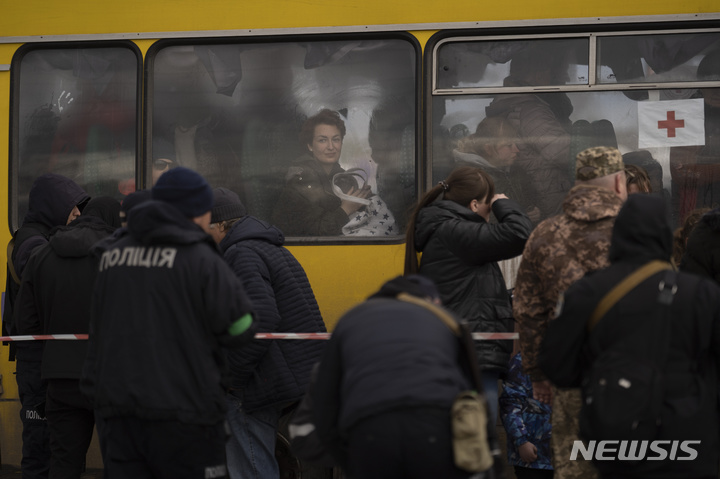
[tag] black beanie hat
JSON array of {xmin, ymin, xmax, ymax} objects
[
  {"xmin": 121, "ymin": 190, "xmax": 152, "ymax": 214},
  {"xmin": 212, "ymin": 187, "xmax": 247, "ymax": 223},
  {"xmin": 152, "ymin": 167, "xmax": 213, "ymax": 218},
  {"xmin": 369, "ymin": 274, "xmax": 441, "ymax": 302}
]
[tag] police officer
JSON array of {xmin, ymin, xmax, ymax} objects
[{"xmin": 81, "ymin": 167, "xmax": 256, "ymax": 479}]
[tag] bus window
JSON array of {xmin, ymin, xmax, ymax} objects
[
  {"xmin": 430, "ymin": 29, "xmax": 720, "ymax": 231},
  {"xmin": 435, "ymin": 37, "xmax": 589, "ymax": 90},
  {"xmin": 148, "ymin": 37, "xmax": 418, "ymax": 239},
  {"xmin": 597, "ymin": 32, "xmax": 720, "ymax": 84},
  {"xmin": 12, "ymin": 45, "xmax": 140, "ymax": 229}
]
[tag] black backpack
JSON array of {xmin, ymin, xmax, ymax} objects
[{"xmin": 580, "ymin": 261, "xmax": 675, "ymax": 443}]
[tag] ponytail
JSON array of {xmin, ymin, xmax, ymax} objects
[{"xmin": 404, "ymin": 166, "xmax": 495, "ymax": 275}]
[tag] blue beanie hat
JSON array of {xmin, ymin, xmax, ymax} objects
[{"xmin": 152, "ymin": 167, "xmax": 213, "ymax": 218}]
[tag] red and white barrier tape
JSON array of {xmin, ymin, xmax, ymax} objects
[{"xmin": 0, "ymin": 332, "xmax": 518, "ymax": 342}]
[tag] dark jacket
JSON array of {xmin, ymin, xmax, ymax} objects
[
  {"xmin": 312, "ymin": 297, "xmax": 473, "ymax": 464},
  {"xmin": 4, "ymin": 174, "xmax": 89, "ymax": 360},
  {"xmin": 414, "ymin": 198, "xmax": 532, "ymax": 373},
  {"xmin": 219, "ymin": 215, "xmax": 326, "ymax": 412},
  {"xmin": 15, "ymin": 216, "xmax": 117, "ymax": 379},
  {"xmin": 81, "ymin": 200, "xmax": 256, "ymax": 425},
  {"xmin": 541, "ymin": 194, "xmax": 720, "ymax": 477},
  {"xmin": 681, "ymin": 207, "xmax": 720, "ymax": 283},
  {"xmin": 271, "ymin": 155, "xmax": 350, "ymax": 236}
]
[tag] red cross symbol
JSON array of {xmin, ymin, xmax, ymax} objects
[{"xmin": 658, "ymin": 111, "xmax": 685, "ymax": 138}]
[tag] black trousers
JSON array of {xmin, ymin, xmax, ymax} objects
[
  {"xmin": 99, "ymin": 416, "xmax": 228, "ymax": 479},
  {"xmin": 346, "ymin": 407, "xmax": 474, "ymax": 479},
  {"xmin": 46, "ymin": 379, "xmax": 95, "ymax": 479},
  {"xmin": 16, "ymin": 357, "xmax": 50, "ymax": 479}
]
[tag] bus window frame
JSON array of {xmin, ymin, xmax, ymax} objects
[
  {"xmin": 424, "ymin": 21, "xmax": 720, "ymax": 192},
  {"xmin": 144, "ymin": 31, "xmax": 422, "ymax": 246},
  {"xmin": 8, "ymin": 40, "xmax": 143, "ymax": 234}
]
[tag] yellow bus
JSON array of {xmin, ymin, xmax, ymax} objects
[{"xmin": 1, "ymin": 0, "xmax": 718, "ymax": 473}]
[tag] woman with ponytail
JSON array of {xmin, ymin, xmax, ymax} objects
[{"xmin": 404, "ymin": 165, "xmax": 532, "ymax": 425}]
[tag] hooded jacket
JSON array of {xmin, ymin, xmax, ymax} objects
[
  {"xmin": 218, "ymin": 215, "xmax": 326, "ymax": 412},
  {"xmin": 414, "ymin": 198, "xmax": 532, "ymax": 372},
  {"xmin": 4, "ymin": 174, "xmax": 89, "ymax": 359},
  {"xmin": 15, "ymin": 214, "xmax": 117, "ymax": 379},
  {"xmin": 81, "ymin": 200, "xmax": 255, "ymax": 425},
  {"xmin": 681, "ymin": 207, "xmax": 720, "ymax": 283},
  {"xmin": 541, "ymin": 194, "xmax": 720, "ymax": 477}
]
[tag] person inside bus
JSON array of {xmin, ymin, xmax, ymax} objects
[
  {"xmin": 271, "ymin": 109, "xmax": 371, "ymax": 236},
  {"xmin": 368, "ymin": 101, "xmax": 416, "ymax": 232},
  {"xmin": 404, "ymin": 166, "xmax": 532, "ymax": 427},
  {"xmin": 670, "ymin": 49, "xmax": 720, "ymax": 223},
  {"xmin": 485, "ymin": 43, "xmax": 574, "ymax": 220},
  {"xmin": 151, "ymin": 137, "xmax": 177, "ymax": 186},
  {"xmin": 453, "ymin": 116, "xmax": 541, "ymax": 223},
  {"xmin": 624, "ymin": 164, "xmax": 652, "ymax": 194}
]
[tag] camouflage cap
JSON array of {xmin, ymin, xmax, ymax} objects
[{"xmin": 575, "ymin": 146, "xmax": 625, "ymax": 181}]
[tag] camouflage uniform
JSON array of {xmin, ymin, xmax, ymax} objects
[{"xmin": 513, "ymin": 146, "xmax": 625, "ymax": 479}]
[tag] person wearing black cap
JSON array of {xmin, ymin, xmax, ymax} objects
[
  {"xmin": 119, "ymin": 189, "xmax": 152, "ymax": 227},
  {"xmin": 14, "ymin": 196, "xmax": 121, "ymax": 479},
  {"xmin": 2, "ymin": 173, "xmax": 89, "ymax": 479},
  {"xmin": 311, "ymin": 275, "xmax": 481, "ymax": 479},
  {"xmin": 81, "ymin": 168, "xmax": 256, "ymax": 479},
  {"xmin": 209, "ymin": 187, "xmax": 326, "ymax": 479}
]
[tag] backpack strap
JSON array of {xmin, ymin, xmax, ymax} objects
[
  {"xmin": 397, "ymin": 292, "xmax": 460, "ymax": 336},
  {"xmin": 397, "ymin": 293, "xmax": 483, "ymax": 392},
  {"xmin": 587, "ymin": 260, "xmax": 673, "ymax": 332},
  {"xmin": 6, "ymin": 237, "xmax": 19, "ymax": 285}
]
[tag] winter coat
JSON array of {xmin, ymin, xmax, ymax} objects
[
  {"xmin": 681, "ymin": 207, "xmax": 720, "ymax": 284},
  {"xmin": 485, "ymin": 93, "xmax": 573, "ymax": 218},
  {"xmin": 4, "ymin": 174, "xmax": 89, "ymax": 360},
  {"xmin": 513, "ymin": 185, "xmax": 623, "ymax": 381},
  {"xmin": 15, "ymin": 216, "xmax": 116, "ymax": 379},
  {"xmin": 81, "ymin": 200, "xmax": 255, "ymax": 425},
  {"xmin": 499, "ymin": 353, "xmax": 552, "ymax": 470},
  {"xmin": 218, "ymin": 215, "xmax": 326, "ymax": 412},
  {"xmin": 541, "ymin": 194, "xmax": 720, "ymax": 478},
  {"xmin": 414, "ymin": 198, "xmax": 532, "ymax": 373},
  {"xmin": 271, "ymin": 155, "xmax": 351, "ymax": 236},
  {"xmin": 312, "ymin": 297, "xmax": 473, "ymax": 464}
]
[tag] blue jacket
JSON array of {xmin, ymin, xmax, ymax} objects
[
  {"xmin": 219, "ymin": 215, "xmax": 326, "ymax": 412},
  {"xmin": 499, "ymin": 353, "xmax": 552, "ymax": 470}
]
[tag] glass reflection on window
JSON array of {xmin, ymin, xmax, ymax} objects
[
  {"xmin": 432, "ymin": 85, "xmax": 720, "ymax": 229},
  {"xmin": 150, "ymin": 38, "xmax": 417, "ymax": 237},
  {"xmin": 435, "ymin": 38, "xmax": 589, "ymax": 89},
  {"xmin": 15, "ymin": 47, "xmax": 139, "ymax": 226},
  {"xmin": 597, "ymin": 32, "xmax": 720, "ymax": 84}
]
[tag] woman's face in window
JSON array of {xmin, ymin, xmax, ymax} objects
[
  {"xmin": 487, "ymin": 139, "xmax": 519, "ymax": 168},
  {"xmin": 308, "ymin": 124, "xmax": 343, "ymax": 167}
]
